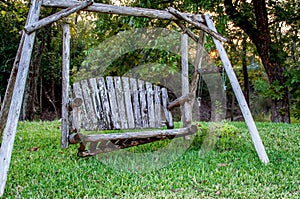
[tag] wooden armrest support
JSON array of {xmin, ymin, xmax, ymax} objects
[
  {"xmin": 68, "ymin": 97, "xmax": 83, "ymax": 110},
  {"xmin": 168, "ymin": 93, "xmax": 194, "ymax": 110}
]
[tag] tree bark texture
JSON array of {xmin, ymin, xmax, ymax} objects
[
  {"xmin": 242, "ymin": 37, "xmax": 249, "ymax": 106},
  {"xmin": 224, "ymin": 0, "xmax": 290, "ymax": 123}
]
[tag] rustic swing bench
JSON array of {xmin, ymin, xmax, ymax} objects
[
  {"xmin": 0, "ymin": 0, "xmax": 270, "ymax": 195},
  {"xmin": 68, "ymin": 76, "xmax": 197, "ymax": 157}
]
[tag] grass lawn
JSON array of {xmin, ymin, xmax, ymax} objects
[{"xmin": 2, "ymin": 121, "xmax": 300, "ymax": 198}]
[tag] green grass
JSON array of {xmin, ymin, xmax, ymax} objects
[{"xmin": 1, "ymin": 121, "xmax": 300, "ymax": 198}]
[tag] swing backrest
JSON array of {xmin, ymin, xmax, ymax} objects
[{"xmin": 69, "ymin": 76, "xmax": 174, "ymax": 133}]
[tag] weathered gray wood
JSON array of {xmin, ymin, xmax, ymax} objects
[
  {"xmin": 80, "ymin": 80, "xmax": 99, "ymax": 130},
  {"xmin": 169, "ymin": 8, "xmax": 227, "ymax": 43},
  {"xmin": 168, "ymin": 93, "xmax": 193, "ymax": 110},
  {"xmin": 153, "ymin": 85, "xmax": 162, "ymax": 128},
  {"xmin": 88, "ymin": 78, "xmax": 105, "ymax": 130},
  {"xmin": 146, "ymin": 82, "xmax": 155, "ymax": 128},
  {"xmin": 88, "ymin": 141, "xmax": 98, "ymax": 152},
  {"xmin": 61, "ymin": 22, "xmax": 70, "ymax": 148},
  {"xmin": 161, "ymin": 88, "xmax": 174, "ymax": 129},
  {"xmin": 106, "ymin": 76, "xmax": 120, "ymax": 129},
  {"xmin": 98, "ymin": 77, "xmax": 112, "ymax": 129},
  {"xmin": 25, "ymin": 0, "xmax": 93, "ymax": 34},
  {"xmin": 138, "ymin": 80, "xmax": 148, "ymax": 128},
  {"xmin": 174, "ymin": 20, "xmax": 198, "ymax": 42},
  {"xmin": 130, "ymin": 78, "xmax": 141, "ymax": 128},
  {"xmin": 70, "ymin": 77, "xmax": 176, "ymax": 131},
  {"xmin": 68, "ymin": 97, "xmax": 82, "ymax": 109},
  {"xmin": 82, "ymin": 125, "xmax": 197, "ymax": 141},
  {"xmin": 205, "ymin": 14, "xmax": 269, "ymax": 164},
  {"xmin": 122, "ymin": 77, "xmax": 135, "ymax": 129},
  {"xmin": 0, "ymin": 31, "xmax": 25, "ymax": 138},
  {"xmin": 86, "ymin": 78, "xmax": 100, "ymax": 130},
  {"xmin": 114, "ymin": 76, "xmax": 127, "ymax": 129},
  {"xmin": 181, "ymin": 33, "xmax": 192, "ymax": 128},
  {"xmin": 72, "ymin": 82, "xmax": 85, "ymax": 131},
  {"xmin": 0, "ymin": 0, "xmax": 42, "ymax": 196},
  {"xmin": 42, "ymin": 0, "xmax": 204, "ymax": 23},
  {"xmin": 68, "ymin": 133, "xmax": 81, "ymax": 144}
]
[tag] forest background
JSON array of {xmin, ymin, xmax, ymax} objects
[{"xmin": 0, "ymin": 0, "xmax": 299, "ymax": 123}]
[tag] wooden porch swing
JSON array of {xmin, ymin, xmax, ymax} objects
[
  {"xmin": 67, "ymin": 74, "xmax": 198, "ymax": 157},
  {"xmin": 0, "ymin": 0, "xmax": 269, "ymax": 196}
]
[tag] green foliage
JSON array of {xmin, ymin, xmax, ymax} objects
[
  {"xmin": 286, "ymin": 63, "xmax": 300, "ymax": 119},
  {"xmin": 0, "ymin": 0, "xmax": 29, "ymax": 95},
  {"xmin": 190, "ymin": 122, "xmax": 239, "ymax": 151},
  {"xmin": 254, "ymin": 79, "xmax": 285, "ymax": 100}
]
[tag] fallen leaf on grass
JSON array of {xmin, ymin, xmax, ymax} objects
[
  {"xmin": 28, "ymin": 147, "xmax": 39, "ymax": 152},
  {"xmin": 217, "ymin": 163, "xmax": 228, "ymax": 167},
  {"xmin": 216, "ymin": 190, "xmax": 221, "ymax": 195}
]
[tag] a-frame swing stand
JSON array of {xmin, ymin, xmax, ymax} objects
[{"xmin": 0, "ymin": 0, "xmax": 269, "ymax": 196}]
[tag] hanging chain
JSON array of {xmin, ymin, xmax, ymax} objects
[
  {"xmin": 197, "ymin": 75, "xmax": 203, "ymax": 108},
  {"xmin": 222, "ymin": 67, "xmax": 227, "ymax": 91}
]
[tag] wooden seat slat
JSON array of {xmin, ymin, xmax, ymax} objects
[
  {"xmin": 106, "ymin": 76, "xmax": 120, "ymax": 129},
  {"xmin": 122, "ymin": 77, "xmax": 135, "ymax": 129},
  {"xmin": 146, "ymin": 82, "xmax": 155, "ymax": 128},
  {"xmin": 138, "ymin": 79, "xmax": 148, "ymax": 128},
  {"xmin": 114, "ymin": 76, "xmax": 128, "ymax": 129},
  {"xmin": 130, "ymin": 78, "xmax": 141, "ymax": 128},
  {"xmin": 98, "ymin": 77, "xmax": 112, "ymax": 129},
  {"xmin": 154, "ymin": 85, "xmax": 162, "ymax": 128},
  {"xmin": 80, "ymin": 79, "xmax": 99, "ymax": 130}
]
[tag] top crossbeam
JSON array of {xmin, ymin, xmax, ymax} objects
[{"xmin": 41, "ymin": 0, "xmax": 227, "ymax": 42}]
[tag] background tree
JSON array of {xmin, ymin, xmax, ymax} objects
[
  {"xmin": 223, "ymin": 0, "xmax": 299, "ymax": 123},
  {"xmin": 1, "ymin": 0, "xmax": 299, "ymax": 122}
]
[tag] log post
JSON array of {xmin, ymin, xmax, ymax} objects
[
  {"xmin": 0, "ymin": 0, "xmax": 42, "ymax": 196},
  {"xmin": 25, "ymin": 0, "xmax": 93, "ymax": 34},
  {"xmin": 168, "ymin": 93, "xmax": 193, "ymax": 110},
  {"xmin": 42, "ymin": 0, "xmax": 204, "ymax": 23},
  {"xmin": 61, "ymin": 22, "xmax": 70, "ymax": 148},
  {"xmin": 205, "ymin": 14, "xmax": 269, "ymax": 164},
  {"xmin": 0, "ymin": 31, "xmax": 25, "ymax": 138},
  {"xmin": 169, "ymin": 8, "xmax": 227, "ymax": 42},
  {"xmin": 181, "ymin": 33, "xmax": 192, "ymax": 131}
]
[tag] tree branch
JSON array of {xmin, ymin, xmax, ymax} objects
[{"xmin": 224, "ymin": 0, "xmax": 260, "ymax": 42}]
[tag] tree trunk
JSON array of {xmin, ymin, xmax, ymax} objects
[
  {"xmin": 224, "ymin": 0, "xmax": 290, "ymax": 123},
  {"xmin": 252, "ymin": 0, "xmax": 290, "ymax": 123},
  {"xmin": 242, "ymin": 36, "xmax": 249, "ymax": 106},
  {"xmin": 21, "ymin": 33, "xmax": 46, "ymax": 120}
]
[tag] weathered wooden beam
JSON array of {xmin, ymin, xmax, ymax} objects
[
  {"xmin": 61, "ymin": 22, "xmax": 70, "ymax": 149},
  {"xmin": 168, "ymin": 93, "xmax": 194, "ymax": 110},
  {"xmin": 25, "ymin": 0, "xmax": 93, "ymax": 34},
  {"xmin": 205, "ymin": 14, "xmax": 269, "ymax": 164},
  {"xmin": 0, "ymin": 0, "xmax": 42, "ymax": 196},
  {"xmin": 181, "ymin": 33, "xmax": 192, "ymax": 130},
  {"xmin": 68, "ymin": 97, "xmax": 83, "ymax": 110},
  {"xmin": 77, "ymin": 126, "xmax": 198, "ymax": 156},
  {"xmin": 69, "ymin": 133, "xmax": 81, "ymax": 144},
  {"xmin": 42, "ymin": 0, "xmax": 204, "ymax": 22},
  {"xmin": 174, "ymin": 20, "xmax": 198, "ymax": 42},
  {"xmin": 161, "ymin": 88, "xmax": 174, "ymax": 129},
  {"xmin": 80, "ymin": 125, "xmax": 197, "ymax": 142},
  {"xmin": 0, "ymin": 31, "xmax": 25, "ymax": 138},
  {"xmin": 169, "ymin": 8, "xmax": 228, "ymax": 43}
]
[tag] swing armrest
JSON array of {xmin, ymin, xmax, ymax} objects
[{"xmin": 168, "ymin": 93, "xmax": 194, "ymax": 110}]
